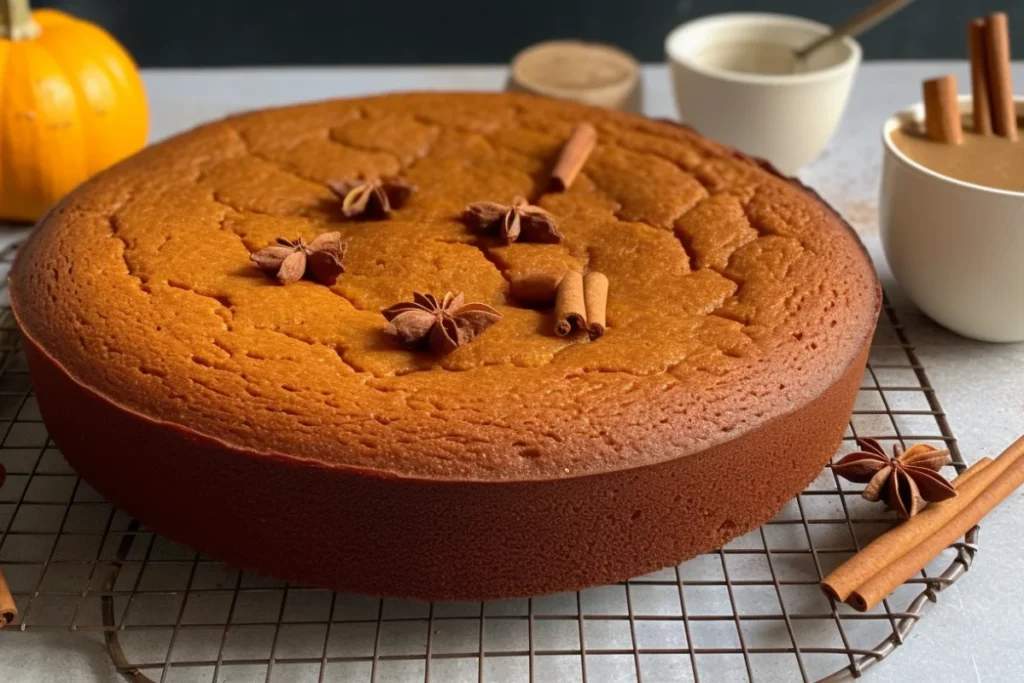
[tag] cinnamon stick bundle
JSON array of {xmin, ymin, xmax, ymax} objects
[
  {"xmin": 554, "ymin": 271, "xmax": 587, "ymax": 335},
  {"xmin": 549, "ymin": 123, "xmax": 597, "ymax": 191},
  {"xmin": 583, "ymin": 272, "xmax": 609, "ymax": 339},
  {"xmin": 822, "ymin": 434, "xmax": 1024, "ymax": 611},
  {"xmin": 822, "ymin": 457, "xmax": 991, "ymax": 602},
  {"xmin": 848, "ymin": 454, "xmax": 1024, "ymax": 611},
  {"xmin": 0, "ymin": 569, "xmax": 16, "ymax": 629},
  {"xmin": 984, "ymin": 12, "xmax": 1018, "ymax": 140},
  {"xmin": 822, "ymin": 455, "xmax": 996, "ymax": 604},
  {"xmin": 923, "ymin": 75, "xmax": 963, "ymax": 144},
  {"xmin": 554, "ymin": 271, "xmax": 609, "ymax": 338},
  {"xmin": 968, "ymin": 19, "xmax": 994, "ymax": 135}
]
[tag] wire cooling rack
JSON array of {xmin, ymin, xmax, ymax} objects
[{"xmin": 0, "ymin": 240, "xmax": 977, "ymax": 683}]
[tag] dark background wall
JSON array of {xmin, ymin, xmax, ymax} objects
[{"xmin": 34, "ymin": 0, "xmax": 1024, "ymax": 65}]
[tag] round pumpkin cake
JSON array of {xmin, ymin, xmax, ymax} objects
[{"xmin": 10, "ymin": 92, "xmax": 879, "ymax": 600}]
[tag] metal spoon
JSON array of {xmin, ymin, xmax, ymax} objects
[{"xmin": 795, "ymin": 0, "xmax": 918, "ymax": 63}]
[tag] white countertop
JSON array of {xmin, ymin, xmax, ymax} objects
[{"xmin": 2, "ymin": 62, "xmax": 1023, "ymax": 682}]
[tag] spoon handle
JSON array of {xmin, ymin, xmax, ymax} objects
[{"xmin": 795, "ymin": 0, "xmax": 917, "ymax": 61}]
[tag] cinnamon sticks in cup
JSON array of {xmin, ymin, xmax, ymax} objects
[
  {"xmin": 923, "ymin": 75, "xmax": 963, "ymax": 144},
  {"xmin": 821, "ymin": 434, "xmax": 1024, "ymax": 612},
  {"xmin": 924, "ymin": 12, "xmax": 1017, "ymax": 144},
  {"xmin": 983, "ymin": 12, "xmax": 1017, "ymax": 139},
  {"xmin": 969, "ymin": 19, "xmax": 994, "ymax": 135},
  {"xmin": 964, "ymin": 12, "xmax": 1017, "ymax": 139}
]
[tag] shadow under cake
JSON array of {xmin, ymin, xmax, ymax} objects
[{"xmin": 9, "ymin": 92, "xmax": 880, "ymax": 600}]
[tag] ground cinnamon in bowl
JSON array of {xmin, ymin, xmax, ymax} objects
[{"xmin": 890, "ymin": 118, "xmax": 1024, "ymax": 192}]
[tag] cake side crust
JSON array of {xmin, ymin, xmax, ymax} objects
[{"xmin": 23, "ymin": 325, "xmax": 869, "ymax": 599}]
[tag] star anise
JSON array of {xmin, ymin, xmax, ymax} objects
[
  {"xmin": 382, "ymin": 292, "xmax": 501, "ymax": 354},
  {"xmin": 327, "ymin": 177, "xmax": 415, "ymax": 219},
  {"xmin": 250, "ymin": 232, "xmax": 349, "ymax": 285},
  {"xmin": 832, "ymin": 438, "xmax": 956, "ymax": 519},
  {"xmin": 463, "ymin": 197, "xmax": 562, "ymax": 244}
]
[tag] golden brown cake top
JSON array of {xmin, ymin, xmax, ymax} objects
[{"xmin": 11, "ymin": 93, "xmax": 879, "ymax": 481}]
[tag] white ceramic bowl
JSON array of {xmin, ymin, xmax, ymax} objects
[
  {"xmin": 881, "ymin": 96, "xmax": 1024, "ymax": 343},
  {"xmin": 665, "ymin": 13, "xmax": 861, "ymax": 175}
]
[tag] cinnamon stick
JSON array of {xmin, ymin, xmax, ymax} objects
[
  {"xmin": 822, "ymin": 435, "xmax": 1024, "ymax": 604},
  {"xmin": 984, "ymin": 12, "xmax": 1018, "ymax": 140},
  {"xmin": 0, "ymin": 569, "xmax": 16, "ymax": 629},
  {"xmin": 849, "ymin": 449, "xmax": 1024, "ymax": 611},
  {"xmin": 969, "ymin": 19, "xmax": 994, "ymax": 135},
  {"xmin": 554, "ymin": 271, "xmax": 587, "ymax": 335},
  {"xmin": 583, "ymin": 272, "xmax": 609, "ymax": 340},
  {"xmin": 549, "ymin": 123, "xmax": 597, "ymax": 192},
  {"xmin": 509, "ymin": 271, "xmax": 565, "ymax": 307},
  {"xmin": 923, "ymin": 75, "xmax": 963, "ymax": 144},
  {"xmin": 951, "ymin": 456, "xmax": 992, "ymax": 488}
]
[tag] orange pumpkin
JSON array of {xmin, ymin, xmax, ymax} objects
[{"xmin": 0, "ymin": 0, "xmax": 148, "ymax": 221}]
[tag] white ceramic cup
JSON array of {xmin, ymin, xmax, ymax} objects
[
  {"xmin": 880, "ymin": 96, "xmax": 1024, "ymax": 343},
  {"xmin": 665, "ymin": 13, "xmax": 861, "ymax": 175}
]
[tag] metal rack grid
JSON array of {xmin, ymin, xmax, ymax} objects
[{"xmin": 0, "ymin": 239, "xmax": 977, "ymax": 683}]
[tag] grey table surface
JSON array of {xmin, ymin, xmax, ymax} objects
[{"xmin": 1, "ymin": 62, "xmax": 1023, "ymax": 682}]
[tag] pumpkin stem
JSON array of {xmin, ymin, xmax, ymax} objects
[{"xmin": 0, "ymin": 0, "xmax": 40, "ymax": 40}]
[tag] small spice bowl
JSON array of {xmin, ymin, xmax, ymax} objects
[
  {"xmin": 507, "ymin": 40, "xmax": 642, "ymax": 113},
  {"xmin": 665, "ymin": 13, "xmax": 861, "ymax": 174},
  {"xmin": 881, "ymin": 95, "xmax": 1024, "ymax": 342}
]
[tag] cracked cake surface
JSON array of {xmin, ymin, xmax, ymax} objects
[{"xmin": 10, "ymin": 92, "xmax": 879, "ymax": 482}]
